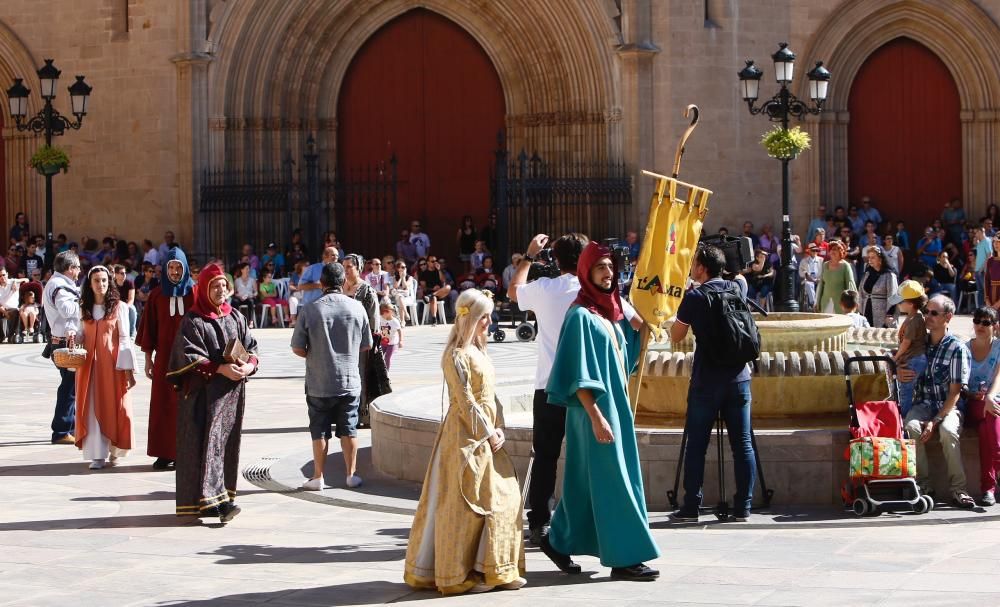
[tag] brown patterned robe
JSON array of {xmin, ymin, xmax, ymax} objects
[{"xmin": 166, "ymin": 309, "xmax": 257, "ymax": 516}]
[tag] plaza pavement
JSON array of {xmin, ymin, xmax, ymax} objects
[{"xmin": 2, "ymin": 317, "xmax": 1000, "ymax": 606}]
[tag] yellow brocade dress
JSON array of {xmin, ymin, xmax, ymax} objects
[{"xmin": 403, "ymin": 346, "xmax": 525, "ymax": 594}]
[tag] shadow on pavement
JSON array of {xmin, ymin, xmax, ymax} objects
[
  {"xmin": 242, "ymin": 426, "xmax": 308, "ymax": 435},
  {"xmin": 650, "ymin": 506, "xmax": 1000, "ymax": 530},
  {"xmin": 0, "ymin": 513, "xmax": 196, "ymax": 531},
  {"xmin": 0, "ymin": 461, "xmax": 160, "ymax": 476},
  {"xmin": 199, "ymin": 542, "xmax": 407, "ymax": 565}
]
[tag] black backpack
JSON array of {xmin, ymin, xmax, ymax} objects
[{"xmin": 697, "ymin": 282, "xmax": 760, "ymax": 366}]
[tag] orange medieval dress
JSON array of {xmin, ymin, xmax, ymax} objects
[{"xmin": 74, "ymin": 303, "xmax": 136, "ymax": 461}]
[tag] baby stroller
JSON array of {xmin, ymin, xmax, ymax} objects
[
  {"xmin": 842, "ymin": 355, "xmax": 932, "ymax": 516},
  {"xmin": 490, "ymin": 300, "xmax": 536, "ymax": 343}
]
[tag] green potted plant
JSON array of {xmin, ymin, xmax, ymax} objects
[
  {"xmin": 760, "ymin": 125, "xmax": 811, "ymax": 160},
  {"xmin": 29, "ymin": 145, "xmax": 70, "ymax": 176}
]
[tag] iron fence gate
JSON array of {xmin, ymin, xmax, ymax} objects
[
  {"xmin": 198, "ymin": 145, "xmax": 397, "ymax": 268},
  {"xmin": 490, "ymin": 144, "xmax": 632, "ymax": 263}
]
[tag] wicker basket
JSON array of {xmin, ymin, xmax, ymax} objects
[{"xmin": 53, "ymin": 335, "xmax": 87, "ymax": 370}]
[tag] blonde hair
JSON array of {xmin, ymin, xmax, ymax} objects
[{"xmin": 441, "ymin": 289, "xmax": 494, "ymax": 365}]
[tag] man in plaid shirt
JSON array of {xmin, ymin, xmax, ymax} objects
[{"xmin": 901, "ymin": 295, "xmax": 975, "ymax": 508}]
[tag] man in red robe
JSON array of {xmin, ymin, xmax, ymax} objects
[{"xmin": 136, "ymin": 247, "xmax": 194, "ymax": 469}]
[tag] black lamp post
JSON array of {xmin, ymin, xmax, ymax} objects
[
  {"xmin": 5, "ymin": 59, "xmax": 92, "ymax": 267},
  {"xmin": 738, "ymin": 43, "xmax": 830, "ymax": 312}
]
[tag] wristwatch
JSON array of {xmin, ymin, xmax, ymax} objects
[
  {"xmin": 932, "ymin": 416, "xmax": 944, "ymax": 424},
  {"xmin": 521, "ymin": 254, "xmax": 535, "ymax": 263}
]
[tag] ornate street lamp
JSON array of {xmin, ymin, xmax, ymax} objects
[
  {"xmin": 5, "ymin": 60, "xmax": 92, "ymax": 268},
  {"xmin": 738, "ymin": 43, "xmax": 830, "ymax": 312}
]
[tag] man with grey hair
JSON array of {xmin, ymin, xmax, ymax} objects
[
  {"xmin": 42, "ymin": 251, "xmax": 82, "ymax": 444},
  {"xmin": 291, "ymin": 262, "xmax": 372, "ymax": 491},
  {"xmin": 899, "ymin": 295, "xmax": 975, "ymax": 508}
]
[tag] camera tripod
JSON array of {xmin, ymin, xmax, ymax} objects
[{"xmin": 666, "ymin": 412, "xmax": 774, "ymax": 520}]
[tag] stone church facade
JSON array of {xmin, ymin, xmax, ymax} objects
[{"xmin": 0, "ymin": 0, "xmax": 998, "ymax": 260}]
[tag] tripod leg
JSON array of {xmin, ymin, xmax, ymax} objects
[
  {"xmin": 667, "ymin": 426, "xmax": 688, "ymax": 510},
  {"xmin": 715, "ymin": 414, "xmax": 729, "ymax": 520},
  {"xmin": 749, "ymin": 427, "xmax": 774, "ymax": 507}
]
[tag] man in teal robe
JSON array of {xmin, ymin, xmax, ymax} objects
[{"xmin": 541, "ymin": 242, "xmax": 660, "ymax": 581}]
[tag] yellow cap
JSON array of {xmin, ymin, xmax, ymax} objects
[{"xmin": 887, "ymin": 279, "xmax": 925, "ymax": 306}]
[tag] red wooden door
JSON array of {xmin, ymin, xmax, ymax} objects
[
  {"xmin": 848, "ymin": 37, "xmax": 962, "ymax": 233},
  {"xmin": 337, "ymin": 9, "xmax": 505, "ymax": 260}
]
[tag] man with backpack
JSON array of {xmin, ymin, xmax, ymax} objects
[{"xmin": 669, "ymin": 244, "xmax": 759, "ymax": 522}]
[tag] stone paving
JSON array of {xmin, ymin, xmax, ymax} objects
[{"xmin": 2, "ymin": 319, "xmax": 1000, "ymax": 606}]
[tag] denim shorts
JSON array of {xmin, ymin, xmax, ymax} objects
[{"xmin": 307, "ymin": 394, "xmax": 360, "ymax": 440}]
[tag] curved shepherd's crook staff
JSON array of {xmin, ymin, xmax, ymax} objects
[{"xmin": 628, "ymin": 105, "xmax": 701, "ymax": 417}]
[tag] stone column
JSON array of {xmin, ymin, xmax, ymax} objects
[
  {"xmin": 616, "ymin": 0, "xmax": 660, "ymax": 232},
  {"xmin": 963, "ymin": 110, "xmax": 1000, "ymax": 207}
]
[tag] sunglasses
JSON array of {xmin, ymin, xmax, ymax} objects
[
  {"xmin": 973, "ymin": 319, "xmax": 994, "ymax": 327},
  {"xmin": 927, "ymin": 309, "xmax": 946, "ymax": 317}
]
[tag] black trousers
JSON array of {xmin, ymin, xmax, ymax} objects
[{"xmin": 526, "ymin": 388, "xmax": 566, "ymax": 529}]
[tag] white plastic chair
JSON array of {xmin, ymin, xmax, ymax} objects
[
  {"xmin": 260, "ymin": 278, "xmax": 289, "ymax": 328},
  {"xmin": 421, "ymin": 298, "xmax": 447, "ymax": 325}
]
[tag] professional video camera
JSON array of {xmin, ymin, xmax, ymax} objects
[
  {"xmin": 699, "ymin": 233, "xmax": 754, "ymax": 275},
  {"xmin": 527, "ymin": 247, "xmax": 561, "ymax": 281}
]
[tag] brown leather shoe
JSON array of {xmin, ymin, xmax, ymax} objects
[{"xmin": 52, "ymin": 435, "xmax": 75, "ymax": 445}]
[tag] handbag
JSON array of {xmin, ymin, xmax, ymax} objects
[{"xmin": 366, "ymin": 338, "xmax": 392, "ymax": 400}]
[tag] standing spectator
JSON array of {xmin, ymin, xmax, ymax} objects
[
  {"xmin": 403, "ymin": 289, "xmax": 525, "ymax": 593},
  {"xmin": 625, "ymin": 230, "xmax": 641, "ymax": 262},
  {"xmin": 157, "ymin": 231, "xmax": 176, "ymax": 260},
  {"xmin": 806, "ymin": 205, "xmax": 827, "ymax": 243},
  {"xmin": 883, "ymin": 234, "xmax": 904, "ymax": 278},
  {"xmin": 741, "ymin": 221, "xmax": 759, "ymax": 249},
  {"xmin": 975, "ymin": 229, "xmax": 994, "ymax": 307},
  {"xmin": 798, "ymin": 243, "xmax": 822, "ymax": 310},
  {"xmin": 292, "ymin": 262, "xmax": 372, "ymax": 491},
  {"xmin": 409, "ymin": 220, "xmax": 431, "ymax": 258},
  {"xmin": 142, "ymin": 239, "xmax": 159, "ymax": 267},
  {"xmin": 942, "ymin": 198, "xmax": 967, "ymax": 246},
  {"xmin": 9, "ymin": 211, "xmax": 29, "ymax": 243},
  {"xmin": 298, "ymin": 247, "xmax": 339, "ymax": 307},
  {"xmin": 378, "ymin": 302, "xmax": 403, "ymax": 369},
  {"xmin": 456, "ymin": 215, "xmax": 478, "ymax": 270},
  {"xmin": 964, "ymin": 306, "xmax": 1000, "ymax": 506},
  {"xmin": 111, "ymin": 264, "xmax": 136, "ymax": 336},
  {"xmin": 136, "ymin": 248, "xmax": 195, "ymax": 470},
  {"xmin": 899, "ymin": 295, "xmax": 975, "ymax": 508},
  {"xmin": 502, "ymin": 253, "xmax": 522, "ymax": 291},
  {"xmin": 895, "ymin": 221, "xmax": 911, "ymax": 251},
  {"xmin": 395, "ymin": 228, "xmax": 417, "ymax": 267},
  {"xmin": 342, "ymin": 254, "xmax": 379, "ymax": 427},
  {"xmin": 916, "ymin": 226, "xmax": 943, "ymax": 268},
  {"xmin": 168, "ymin": 263, "xmax": 258, "ymax": 522},
  {"xmin": 261, "ymin": 242, "xmax": 285, "ymax": 277},
  {"xmin": 816, "ymin": 240, "xmax": 857, "ymax": 313},
  {"xmin": 74, "ymin": 265, "xmax": 136, "ymax": 470},
  {"xmin": 848, "ymin": 206, "xmax": 865, "ymax": 236},
  {"xmin": 858, "ymin": 196, "xmax": 883, "ymax": 227},
  {"xmin": 288, "ymin": 228, "xmax": 308, "ymax": 260},
  {"xmin": 832, "ymin": 206, "xmax": 849, "ymax": 233},
  {"xmin": 0, "ymin": 267, "xmax": 24, "ymax": 342},
  {"xmin": 19, "ymin": 242, "xmax": 43, "ymax": 277},
  {"xmin": 42, "ymin": 251, "xmax": 82, "ymax": 444},
  {"xmin": 857, "ymin": 246, "xmax": 898, "ymax": 328},
  {"xmin": 389, "ymin": 260, "xmax": 416, "ymax": 325},
  {"xmin": 479, "ymin": 210, "xmax": 499, "ymax": 253},
  {"xmin": 232, "ymin": 262, "xmax": 258, "ymax": 323}
]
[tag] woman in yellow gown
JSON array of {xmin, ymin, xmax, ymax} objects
[{"xmin": 404, "ymin": 289, "xmax": 526, "ymax": 594}]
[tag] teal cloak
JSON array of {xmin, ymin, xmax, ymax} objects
[{"xmin": 545, "ymin": 304, "xmax": 660, "ymax": 567}]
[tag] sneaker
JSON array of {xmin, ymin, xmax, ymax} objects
[
  {"xmin": 498, "ymin": 577, "xmax": 527, "ymax": 590},
  {"xmin": 729, "ymin": 510, "xmax": 750, "ymax": 522},
  {"xmin": 346, "ymin": 474, "xmax": 363, "ymax": 488},
  {"xmin": 88, "ymin": 459, "xmax": 105, "ymax": 470},
  {"xmin": 981, "ymin": 491, "xmax": 996, "ymax": 507},
  {"xmin": 669, "ymin": 509, "xmax": 699, "ymax": 523},
  {"xmin": 301, "ymin": 478, "xmax": 323, "ymax": 491},
  {"xmin": 610, "ymin": 563, "xmax": 660, "ymax": 581}
]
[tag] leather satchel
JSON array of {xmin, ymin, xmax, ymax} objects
[{"xmin": 223, "ymin": 338, "xmax": 250, "ymax": 365}]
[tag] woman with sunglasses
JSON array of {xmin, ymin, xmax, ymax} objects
[
  {"xmin": 390, "ymin": 261, "xmax": 416, "ymax": 325},
  {"xmin": 966, "ymin": 306, "xmax": 1000, "ymax": 506}
]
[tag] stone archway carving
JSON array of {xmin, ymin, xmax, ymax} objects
[
  {"xmin": 0, "ymin": 19, "xmax": 42, "ymax": 233},
  {"xmin": 800, "ymin": 0, "xmax": 1000, "ymax": 210},
  {"xmin": 205, "ymin": 0, "xmax": 623, "ymax": 169}
]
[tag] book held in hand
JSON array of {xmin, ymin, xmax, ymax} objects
[{"xmin": 223, "ymin": 338, "xmax": 250, "ymax": 365}]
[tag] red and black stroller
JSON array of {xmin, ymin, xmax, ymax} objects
[{"xmin": 842, "ymin": 355, "xmax": 933, "ymax": 516}]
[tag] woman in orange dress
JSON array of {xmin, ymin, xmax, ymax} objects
[{"xmin": 75, "ymin": 265, "xmax": 137, "ymax": 470}]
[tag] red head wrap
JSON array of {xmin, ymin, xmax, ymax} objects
[
  {"xmin": 190, "ymin": 263, "xmax": 233, "ymax": 320},
  {"xmin": 573, "ymin": 241, "xmax": 623, "ymax": 322}
]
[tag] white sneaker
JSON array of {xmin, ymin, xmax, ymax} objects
[
  {"xmin": 499, "ymin": 577, "xmax": 526, "ymax": 590},
  {"xmin": 468, "ymin": 583, "xmax": 495, "ymax": 594},
  {"xmin": 300, "ymin": 478, "xmax": 323, "ymax": 491},
  {"xmin": 346, "ymin": 474, "xmax": 363, "ymax": 488},
  {"xmin": 89, "ymin": 459, "xmax": 105, "ymax": 470}
]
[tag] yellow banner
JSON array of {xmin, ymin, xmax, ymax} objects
[{"xmin": 629, "ymin": 175, "xmax": 712, "ymax": 337}]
